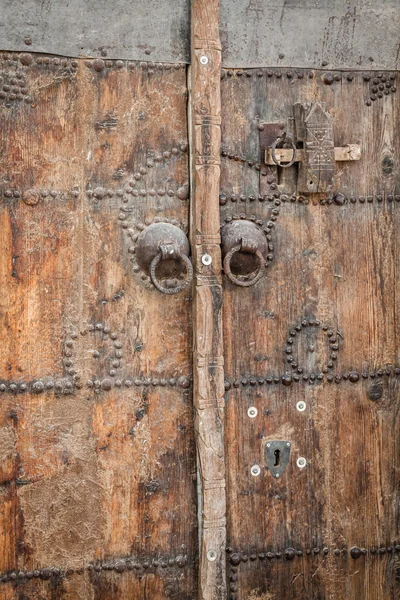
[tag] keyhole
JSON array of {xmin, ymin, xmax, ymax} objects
[{"xmin": 274, "ymin": 449, "xmax": 281, "ymax": 467}]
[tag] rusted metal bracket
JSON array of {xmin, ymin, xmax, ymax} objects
[{"xmin": 260, "ymin": 102, "xmax": 361, "ymax": 194}]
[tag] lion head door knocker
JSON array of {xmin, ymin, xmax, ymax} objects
[
  {"xmin": 220, "ymin": 218, "xmax": 272, "ymax": 287},
  {"xmin": 135, "ymin": 222, "xmax": 193, "ymax": 294}
]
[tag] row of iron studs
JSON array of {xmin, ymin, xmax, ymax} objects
[
  {"xmin": 220, "ymin": 191, "xmax": 400, "ymax": 206},
  {"xmin": 228, "ymin": 544, "xmax": 400, "ymax": 599},
  {"xmin": 228, "ymin": 543, "xmax": 400, "ymax": 564},
  {"xmin": 221, "ymin": 68, "xmax": 397, "ymax": 106},
  {"xmin": 0, "ymin": 554, "xmax": 190, "ymax": 585},
  {"xmin": 0, "ymin": 52, "xmax": 185, "ymax": 72},
  {"xmin": 221, "ymin": 150, "xmax": 400, "ymax": 205},
  {"xmin": 224, "ymin": 366, "xmax": 400, "ymax": 390},
  {"xmin": 1, "ymin": 366, "xmax": 396, "ymax": 396}
]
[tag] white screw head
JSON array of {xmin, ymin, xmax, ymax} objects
[
  {"xmin": 206, "ymin": 550, "xmax": 217, "ymax": 561},
  {"xmin": 266, "ymin": 442, "xmax": 271, "ymax": 448},
  {"xmin": 201, "ymin": 253, "xmax": 212, "ymax": 266},
  {"xmin": 250, "ymin": 464, "xmax": 261, "ymax": 477},
  {"xmin": 200, "ymin": 55, "xmax": 209, "ymax": 65},
  {"xmin": 297, "ymin": 457, "xmax": 307, "ymax": 469},
  {"xmin": 296, "ymin": 401, "xmax": 306, "ymax": 412},
  {"xmin": 275, "ymin": 473, "xmax": 280, "ymax": 478},
  {"xmin": 286, "ymin": 442, "xmax": 291, "ymax": 447},
  {"xmin": 247, "ymin": 406, "xmax": 258, "ymax": 418}
]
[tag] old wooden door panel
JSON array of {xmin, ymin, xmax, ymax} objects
[
  {"xmin": 221, "ymin": 69, "xmax": 400, "ymax": 598},
  {"xmin": 0, "ymin": 53, "xmax": 196, "ymax": 599}
]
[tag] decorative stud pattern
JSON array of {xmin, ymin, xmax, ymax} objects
[
  {"xmin": 226, "ymin": 542, "xmax": 400, "ymax": 599},
  {"xmin": 0, "ymin": 69, "xmax": 31, "ymax": 104},
  {"xmin": 0, "ymin": 325, "xmax": 191, "ymax": 395},
  {"xmin": 284, "ymin": 320, "xmax": 339, "ymax": 376},
  {"xmin": 220, "ymin": 188, "xmax": 400, "ymax": 209},
  {"xmin": 0, "ymin": 52, "xmax": 185, "ymax": 107},
  {"xmin": 85, "ymin": 144, "xmax": 189, "ymax": 286},
  {"xmin": 220, "ymin": 67, "xmax": 397, "ymax": 109},
  {"xmin": 0, "ymin": 188, "xmax": 80, "ymax": 203},
  {"xmin": 0, "ymin": 52, "xmax": 78, "ymax": 106},
  {"xmin": 224, "ymin": 366, "xmax": 399, "ymax": 391},
  {"xmin": 364, "ymin": 72, "xmax": 397, "ymax": 105},
  {"xmin": 85, "ymin": 60, "xmax": 185, "ymax": 73},
  {"xmin": 0, "ymin": 552, "xmax": 192, "ymax": 585},
  {"xmin": 227, "ymin": 542, "xmax": 400, "ymax": 564},
  {"xmin": 223, "ymin": 319, "xmax": 399, "ymax": 391},
  {"xmin": 221, "ymin": 68, "xmax": 316, "ymax": 81}
]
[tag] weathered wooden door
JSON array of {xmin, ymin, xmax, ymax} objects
[
  {"xmin": 0, "ymin": 1, "xmax": 399, "ymax": 600},
  {"xmin": 0, "ymin": 2, "xmax": 198, "ymax": 599},
  {"xmin": 219, "ymin": 2, "xmax": 400, "ymax": 599}
]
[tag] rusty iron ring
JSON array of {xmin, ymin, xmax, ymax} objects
[
  {"xmin": 150, "ymin": 249, "xmax": 193, "ymax": 294},
  {"xmin": 271, "ymin": 135, "xmax": 297, "ymax": 168},
  {"xmin": 223, "ymin": 243, "xmax": 266, "ymax": 287}
]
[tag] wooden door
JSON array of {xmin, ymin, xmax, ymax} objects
[
  {"xmin": 0, "ymin": 4, "xmax": 197, "ymax": 599},
  {"xmin": 220, "ymin": 2, "xmax": 400, "ymax": 600},
  {"xmin": 1, "ymin": 2, "xmax": 400, "ymax": 600}
]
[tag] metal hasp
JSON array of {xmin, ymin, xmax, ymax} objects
[
  {"xmin": 265, "ymin": 441, "xmax": 291, "ymax": 479},
  {"xmin": 261, "ymin": 102, "xmax": 361, "ymax": 194},
  {"xmin": 135, "ymin": 223, "xmax": 193, "ymax": 294},
  {"xmin": 220, "ymin": 220, "xmax": 269, "ymax": 287}
]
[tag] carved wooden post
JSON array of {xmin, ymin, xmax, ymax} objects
[{"xmin": 190, "ymin": 1, "xmax": 226, "ymax": 599}]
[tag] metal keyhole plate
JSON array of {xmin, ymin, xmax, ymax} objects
[{"xmin": 265, "ymin": 441, "xmax": 291, "ymax": 478}]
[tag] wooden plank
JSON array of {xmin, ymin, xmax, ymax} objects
[{"xmin": 190, "ymin": 1, "xmax": 226, "ymax": 599}]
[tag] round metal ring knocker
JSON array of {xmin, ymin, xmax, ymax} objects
[
  {"xmin": 223, "ymin": 242, "xmax": 266, "ymax": 287},
  {"xmin": 271, "ymin": 133, "xmax": 297, "ymax": 168},
  {"xmin": 220, "ymin": 220, "xmax": 270, "ymax": 287},
  {"xmin": 135, "ymin": 222, "xmax": 193, "ymax": 294},
  {"xmin": 150, "ymin": 243, "xmax": 193, "ymax": 294}
]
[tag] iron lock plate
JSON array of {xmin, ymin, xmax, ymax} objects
[{"xmin": 265, "ymin": 440, "xmax": 291, "ymax": 479}]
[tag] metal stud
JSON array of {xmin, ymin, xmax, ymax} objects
[
  {"xmin": 207, "ymin": 550, "xmax": 217, "ymax": 561},
  {"xmin": 247, "ymin": 406, "xmax": 258, "ymax": 418}
]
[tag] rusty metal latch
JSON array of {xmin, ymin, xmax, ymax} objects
[{"xmin": 260, "ymin": 102, "xmax": 361, "ymax": 194}]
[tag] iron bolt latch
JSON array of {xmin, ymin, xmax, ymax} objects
[{"xmin": 260, "ymin": 102, "xmax": 361, "ymax": 194}]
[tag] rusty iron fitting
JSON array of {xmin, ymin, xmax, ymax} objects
[
  {"xmin": 135, "ymin": 223, "xmax": 193, "ymax": 294},
  {"xmin": 271, "ymin": 133, "xmax": 297, "ymax": 168},
  {"xmin": 221, "ymin": 220, "xmax": 269, "ymax": 287}
]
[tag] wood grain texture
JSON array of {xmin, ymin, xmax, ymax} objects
[
  {"xmin": 0, "ymin": 53, "xmax": 197, "ymax": 599},
  {"xmin": 190, "ymin": 1, "xmax": 226, "ymax": 599},
  {"xmin": 220, "ymin": 68, "xmax": 400, "ymax": 600}
]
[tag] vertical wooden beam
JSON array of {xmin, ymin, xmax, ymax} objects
[{"xmin": 190, "ymin": 1, "xmax": 226, "ymax": 599}]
